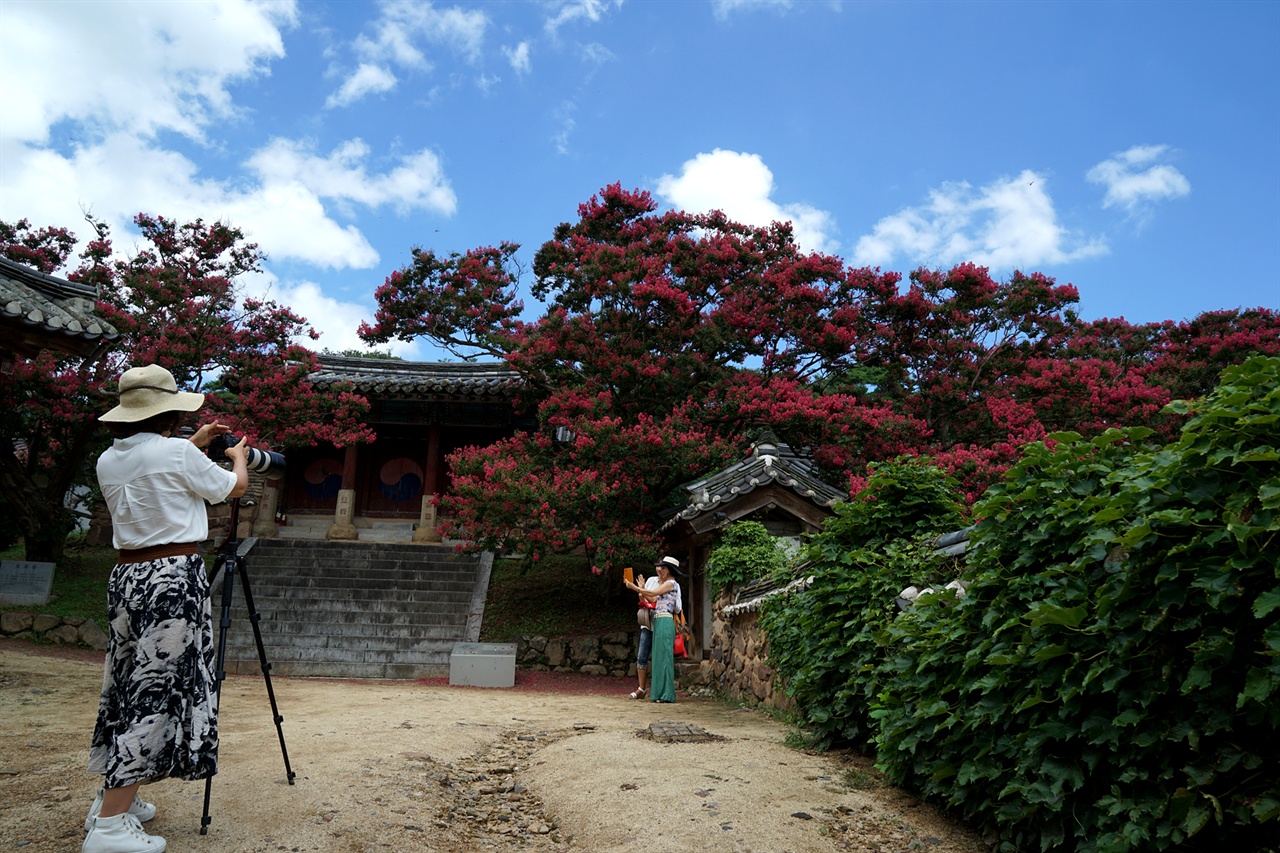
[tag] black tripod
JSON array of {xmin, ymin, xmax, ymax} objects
[{"xmin": 201, "ymin": 497, "xmax": 296, "ymax": 834}]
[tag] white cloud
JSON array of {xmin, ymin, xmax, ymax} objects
[
  {"xmin": 552, "ymin": 101, "xmax": 578, "ymax": 155},
  {"xmin": 1087, "ymin": 144, "xmax": 1190, "ymax": 213},
  {"xmin": 712, "ymin": 0, "xmax": 795, "ymax": 22},
  {"xmin": 579, "ymin": 42, "xmax": 616, "ymax": 65},
  {"xmin": 240, "ymin": 272, "xmax": 422, "ymax": 358},
  {"xmin": 544, "ymin": 0, "xmax": 623, "ymax": 37},
  {"xmin": 655, "ymin": 149, "xmax": 838, "ymax": 253},
  {"xmin": 0, "ymin": 134, "xmax": 455, "ymax": 271},
  {"xmin": 356, "ymin": 0, "xmax": 488, "ymax": 66},
  {"xmin": 853, "ymin": 171, "xmax": 1108, "ymax": 271},
  {"xmin": 503, "ymin": 41, "xmax": 532, "ymax": 75},
  {"xmin": 332, "ymin": 1, "xmax": 490, "ymax": 106},
  {"xmin": 0, "ymin": 0, "xmax": 296, "ymax": 145},
  {"xmin": 244, "ymin": 136, "xmax": 457, "ymax": 224},
  {"xmin": 326, "ymin": 63, "xmax": 398, "ymax": 108}
]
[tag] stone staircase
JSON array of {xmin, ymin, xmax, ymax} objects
[{"xmin": 213, "ymin": 539, "xmax": 492, "ymax": 679}]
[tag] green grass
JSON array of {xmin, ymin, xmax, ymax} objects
[
  {"xmin": 2, "ymin": 541, "xmax": 635, "ymax": 642},
  {"xmin": 1, "ymin": 536, "xmax": 116, "ymax": 630},
  {"xmin": 477, "ymin": 554, "xmax": 636, "ymax": 642}
]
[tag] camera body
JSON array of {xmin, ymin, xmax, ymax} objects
[{"xmin": 208, "ymin": 434, "xmax": 286, "ymax": 476}]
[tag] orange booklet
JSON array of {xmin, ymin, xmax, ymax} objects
[{"xmin": 622, "ymin": 566, "xmax": 634, "ymax": 585}]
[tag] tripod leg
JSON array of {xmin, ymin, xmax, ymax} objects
[
  {"xmin": 238, "ymin": 557, "xmax": 297, "ymax": 786},
  {"xmin": 201, "ymin": 551, "xmax": 238, "ymax": 835}
]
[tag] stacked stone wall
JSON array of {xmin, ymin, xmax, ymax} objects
[
  {"xmin": 0, "ymin": 611, "xmax": 109, "ymax": 650},
  {"xmin": 516, "ymin": 631, "xmax": 638, "ymax": 677},
  {"xmin": 705, "ymin": 590, "xmax": 795, "ymax": 713}
]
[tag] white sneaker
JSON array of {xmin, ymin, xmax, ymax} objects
[
  {"xmin": 85, "ymin": 788, "xmax": 157, "ymax": 832},
  {"xmin": 82, "ymin": 813, "xmax": 166, "ymax": 852}
]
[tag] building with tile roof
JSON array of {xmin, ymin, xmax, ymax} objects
[
  {"xmin": 0, "ymin": 256, "xmax": 118, "ymax": 368},
  {"xmin": 658, "ymin": 430, "xmax": 848, "ymax": 661},
  {"xmin": 264, "ymin": 355, "xmax": 528, "ymax": 542}
]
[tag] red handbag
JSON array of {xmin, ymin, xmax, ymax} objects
[{"xmin": 673, "ymin": 631, "xmax": 687, "ymax": 658}]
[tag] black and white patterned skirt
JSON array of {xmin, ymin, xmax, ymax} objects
[{"xmin": 88, "ymin": 553, "xmax": 219, "ymax": 787}]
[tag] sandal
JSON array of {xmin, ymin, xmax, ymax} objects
[{"xmin": 629, "ymin": 688, "xmax": 646, "ymax": 700}]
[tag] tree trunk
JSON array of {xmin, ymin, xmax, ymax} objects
[
  {"xmin": 0, "ymin": 439, "xmax": 87, "ymax": 565},
  {"xmin": 22, "ymin": 516, "xmax": 72, "ymax": 563}
]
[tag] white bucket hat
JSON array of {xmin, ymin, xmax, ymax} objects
[
  {"xmin": 99, "ymin": 364, "xmax": 206, "ymax": 423},
  {"xmin": 654, "ymin": 555, "xmax": 684, "ymax": 576}
]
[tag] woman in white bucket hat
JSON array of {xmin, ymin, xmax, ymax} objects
[
  {"xmin": 82, "ymin": 364, "xmax": 249, "ymax": 853},
  {"xmin": 625, "ymin": 556, "xmax": 684, "ymax": 703}
]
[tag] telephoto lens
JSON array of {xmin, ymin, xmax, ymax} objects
[{"xmin": 207, "ymin": 434, "xmax": 286, "ymax": 476}]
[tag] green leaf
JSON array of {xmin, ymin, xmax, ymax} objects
[
  {"xmin": 1253, "ymin": 587, "xmax": 1280, "ymax": 619},
  {"xmin": 1237, "ymin": 667, "xmax": 1274, "ymax": 707},
  {"xmin": 1031, "ymin": 644, "xmax": 1069, "ymax": 662},
  {"xmin": 1026, "ymin": 602, "xmax": 1087, "ymax": 628},
  {"xmin": 1252, "ymin": 795, "xmax": 1280, "ymax": 822}
]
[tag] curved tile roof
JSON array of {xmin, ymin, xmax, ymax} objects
[
  {"xmin": 0, "ymin": 256, "xmax": 118, "ymax": 359},
  {"xmin": 310, "ymin": 354, "xmax": 521, "ymax": 398},
  {"xmin": 666, "ymin": 439, "xmax": 848, "ymax": 530}
]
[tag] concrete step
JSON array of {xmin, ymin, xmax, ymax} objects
[
  {"xmin": 215, "ymin": 538, "xmax": 492, "ymax": 679},
  {"xmin": 229, "ymin": 618, "xmax": 468, "ymax": 638},
  {"xmin": 227, "ymin": 659, "xmax": 447, "ymax": 679},
  {"xmin": 231, "ymin": 581, "xmax": 475, "ymax": 599}
]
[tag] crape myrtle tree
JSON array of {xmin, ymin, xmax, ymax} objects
[
  {"xmin": 0, "ymin": 215, "xmax": 374, "ymax": 562},
  {"xmin": 360, "ymin": 184, "xmax": 1279, "ymax": 569},
  {"xmin": 357, "ymin": 185, "xmax": 1059, "ymax": 568}
]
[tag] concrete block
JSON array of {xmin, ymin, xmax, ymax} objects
[{"xmin": 449, "ymin": 642, "xmax": 516, "ymax": 688}]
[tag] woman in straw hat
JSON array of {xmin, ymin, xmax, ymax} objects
[
  {"xmin": 81, "ymin": 364, "xmax": 248, "ymax": 853},
  {"xmin": 625, "ymin": 555, "xmax": 684, "ymax": 703}
]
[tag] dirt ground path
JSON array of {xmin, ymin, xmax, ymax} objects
[{"xmin": 1, "ymin": 639, "xmax": 985, "ymax": 853}]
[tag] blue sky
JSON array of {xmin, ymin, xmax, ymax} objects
[{"xmin": 2, "ymin": 0, "xmax": 1277, "ymax": 360}]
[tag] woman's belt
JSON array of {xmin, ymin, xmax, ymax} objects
[
  {"xmin": 654, "ymin": 612, "xmax": 674, "ymax": 618},
  {"xmin": 117, "ymin": 542, "xmax": 200, "ymax": 565}
]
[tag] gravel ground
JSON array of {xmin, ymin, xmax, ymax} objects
[{"xmin": 0, "ymin": 639, "xmax": 986, "ymax": 852}]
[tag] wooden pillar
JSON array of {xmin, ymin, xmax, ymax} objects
[{"xmin": 327, "ymin": 444, "xmax": 359, "ymax": 540}]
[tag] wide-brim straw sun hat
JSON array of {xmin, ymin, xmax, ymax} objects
[{"xmin": 99, "ymin": 364, "xmax": 206, "ymax": 423}]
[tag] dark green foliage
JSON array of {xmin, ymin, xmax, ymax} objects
[
  {"xmin": 705, "ymin": 520, "xmax": 789, "ymax": 591},
  {"xmin": 874, "ymin": 355, "xmax": 1280, "ymax": 851},
  {"xmin": 760, "ymin": 460, "xmax": 966, "ymax": 748},
  {"xmin": 478, "ymin": 554, "xmax": 635, "ymax": 642}
]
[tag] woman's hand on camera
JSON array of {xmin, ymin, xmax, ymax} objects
[
  {"xmin": 189, "ymin": 422, "xmax": 233, "ymax": 448},
  {"xmin": 221, "ymin": 436, "xmax": 249, "ymax": 462}
]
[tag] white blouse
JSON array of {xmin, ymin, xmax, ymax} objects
[{"xmin": 97, "ymin": 433, "xmax": 239, "ymax": 549}]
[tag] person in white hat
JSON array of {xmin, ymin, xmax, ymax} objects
[
  {"xmin": 82, "ymin": 364, "xmax": 249, "ymax": 853},
  {"xmin": 624, "ymin": 555, "xmax": 684, "ymax": 703}
]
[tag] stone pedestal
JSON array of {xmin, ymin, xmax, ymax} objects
[
  {"xmin": 412, "ymin": 497, "xmax": 443, "ymax": 543},
  {"xmin": 326, "ymin": 488, "xmax": 359, "ymax": 540},
  {"xmin": 251, "ymin": 480, "xmax": 281, "ymax": 538}
]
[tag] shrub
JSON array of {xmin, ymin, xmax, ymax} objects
[
  {"xmin": 874, "ymin": 355, "xmax": 1280, "ymax": 852},
  {"xmin": 704, "ymin": 520, "xmax": 789, "ymax": 591},
  {"xmin": 760, "ymin": 459, "xmax": 966, "ymax": 748}
]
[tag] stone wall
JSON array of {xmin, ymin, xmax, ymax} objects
[
  {"xmin": 516, "ymin": 631, "xmax": 638, "ymax": 677},
  {"xmin": 0, "ymin": 611, "xmax": 108, "ymax": 650},
  {"xmin": 704, "ymin": 590, "xmax": 795, "ymax": 713}
]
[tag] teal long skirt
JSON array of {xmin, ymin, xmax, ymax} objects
[{"xmin": 650, "ymin": 616, "xmax": 676, "ymax": 703}]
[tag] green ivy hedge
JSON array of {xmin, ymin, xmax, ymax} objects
[
  {"xmin": 763, "ymin": 355, "xmax": 1280, "ymax": 851},
  {"xmin": 876, "ymin": 355, "xmax": 1279, "ymax": 851},
  {"xmin": 760, "ymin": 459, "xmax": 966, "ymax": 748}
]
